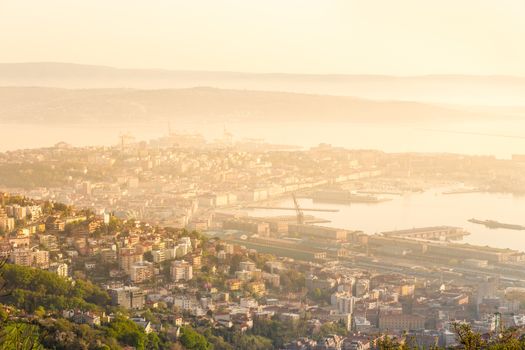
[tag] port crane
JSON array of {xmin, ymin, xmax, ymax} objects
[
  {"xmin": 242, "ymin": 194, "xmax": 338, "ymax": 224},
  {"xmin": 292, "ymin": 193, "xmax": 304, "ymax": 225}
]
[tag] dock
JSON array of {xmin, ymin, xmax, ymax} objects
[
  {"xmin": 381, "ymin": 226, "xmax": 469, "ymax": 240},
  {"xmin": 244, "ymin": 206, "xmax": 339, "ymax": 212},
  {"xmin": 469, "ymin": 218, "xmax": 525, "ymax": 230}
]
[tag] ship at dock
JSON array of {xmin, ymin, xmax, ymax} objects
[
  {"xmin": 310, "ymin": 189, "xmax": 390, "ymax": 204},
  {"xmin": 468, "ymin": 218, "xmax": 525, "ymax": 230}
]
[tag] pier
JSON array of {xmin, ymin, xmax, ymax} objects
[{"xmin": 244, "ymin": 206, "xmax": 339, "ymax": 212}]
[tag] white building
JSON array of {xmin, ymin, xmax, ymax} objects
[
  {"xmin": 331, "ymin": 291, "xmax": 355, "ymax": 314},
  {"xmin": 151, "ymin": 249, "xmax": 165, "ymax": 263},
  {"xmin": 49, "ymin": 262, "xmax": 69, "ymax": 277},
  {"xmin": 171, "ymin": 260, "xmax": 193, "ymax": 282}
]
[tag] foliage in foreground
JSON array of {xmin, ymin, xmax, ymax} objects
[{"xmin": 375, "ymin": 323, "xmax": 525, "ymax": 350}]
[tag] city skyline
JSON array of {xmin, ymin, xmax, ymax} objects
[{"xmin": 2, "ymin": 2, "xmax": 525, "ymax": 349}]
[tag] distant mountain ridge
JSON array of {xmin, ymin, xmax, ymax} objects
[
  {"xmin": 2, "ymin": 62, "xmax": 525, "ymax": 105},
  {"xmin": 0, "ymin": 86, "xmax": 503, "ymax": 125}
]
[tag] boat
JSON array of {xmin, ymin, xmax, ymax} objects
[
  {"xmin": 311, "ymin": 190, "xmax": 390, "ymax": 204},
  {"xmin": 356, "ymin": 190, "xmax": 403, "ymax": 196},
  {"xmin": 468, "ymin": 218, "xmax": 525, "ymax": 230},
  {"xmin": 442, "ymin": 188, "xmax": 483, "ymax": 195}
]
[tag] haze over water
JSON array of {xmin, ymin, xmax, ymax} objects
[{"xmin": 3, "ymin": 119, "xmax": 525, "ymax": 158}]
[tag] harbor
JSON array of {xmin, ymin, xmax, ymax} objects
[{"xmin": 244, "ymin": 188, "xmax": 525, "ymax": 252}]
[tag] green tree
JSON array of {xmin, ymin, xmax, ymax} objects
[
  {"xmin": 179, "ymin": 326, "xmax": 211, "ymax": 350},
  {"xmin": 0, "ymin": 322, "xmax": 44, "ymax": 350},
  {"xmin": 232, "ymin": 334, "xmax": 273, "ymax": 350},
  {"xmin": 106, "ymin": 317, "xmax": 147, "ymax": 350},
  {"xmin": 34, "ymin": 306, "xmax": 45, "ymax": 318},
  {"xmin": 453, "ymin": 322, "xmax": 485, "ymax": 350},
  {"xmin": 146, "ymin": 332, "xmax": 161, "ymax": 350}
]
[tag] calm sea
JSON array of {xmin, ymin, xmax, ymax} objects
[{"xmin": 246, "ymin": 189, "xmax": 525, "ymax": 252}]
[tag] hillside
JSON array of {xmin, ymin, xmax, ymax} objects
[
  {"xmin": 0, "ymin": 86, "xmax": 497, "ymax": 125},
  {"xmin": 2, "ymin": 62, "xmax": 525, "ymax": 105}
]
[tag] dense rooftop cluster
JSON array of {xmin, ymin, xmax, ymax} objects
[{"xmin": 2, "ymin": 139, "xmax": 525, "ymax": 349}]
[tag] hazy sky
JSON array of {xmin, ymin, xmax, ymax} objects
[{"xmin": 1, "ymin": 0, "xmax": 524, "ymax": 75}]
